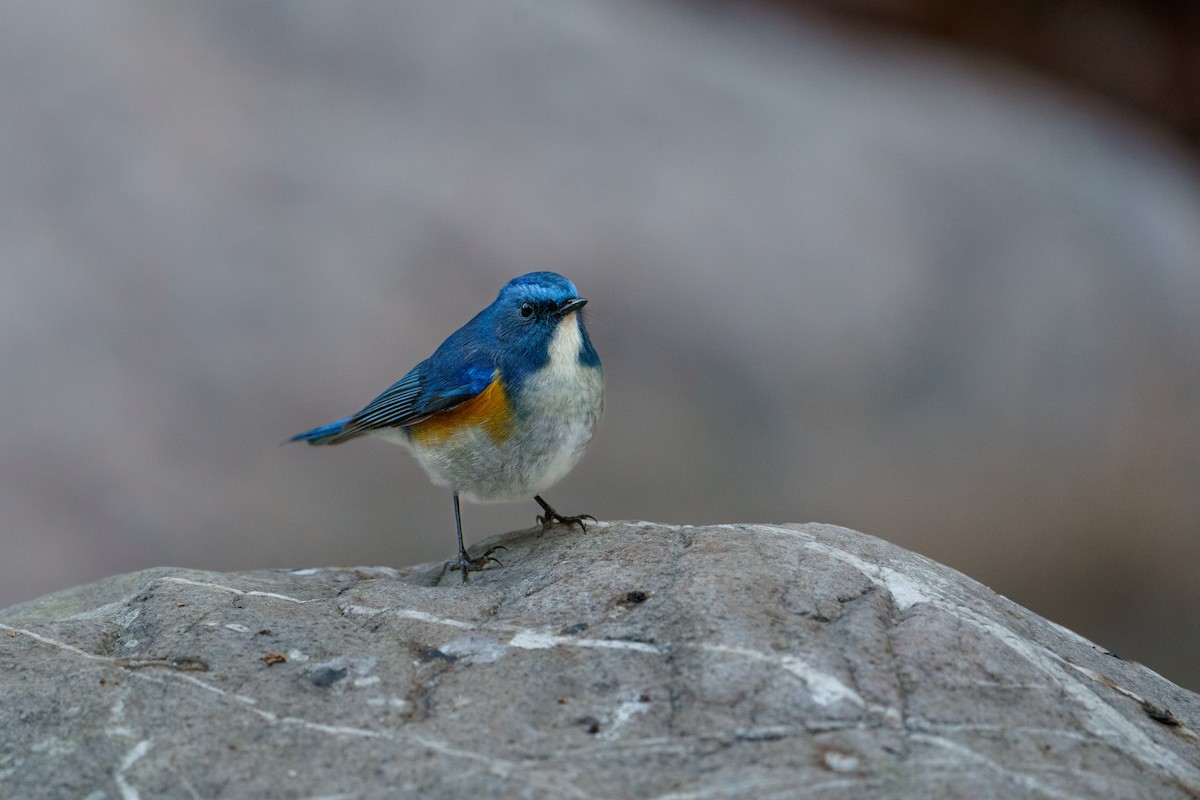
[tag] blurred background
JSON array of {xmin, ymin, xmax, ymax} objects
[{"xmin": 2, "ymin": 1, "xmax": 1198, "ymax": 690}]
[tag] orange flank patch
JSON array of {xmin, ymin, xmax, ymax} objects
[{"xmin": 408, "ymin": 376, "xmax": 513, "ymax": 445}]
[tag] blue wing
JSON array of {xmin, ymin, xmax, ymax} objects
[
  {"xmin": 289, "ymin": 418, "xmax": 352, "ymax": 445},
  {"xmin": 292, "ymin": 320, "xmax": 498, "ymax": 446},
  {"xmin": 340, "ymin": 362, "xmax": 490, "ymax": 435}
]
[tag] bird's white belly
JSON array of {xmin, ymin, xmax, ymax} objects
[{"xmin": 399, "ymin": 367, "xmax": 602, "ymax": 502}]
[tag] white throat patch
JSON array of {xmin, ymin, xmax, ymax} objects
[{"xmin": 545, "ymin": 312, "xmax": 583, "ymax": 375}]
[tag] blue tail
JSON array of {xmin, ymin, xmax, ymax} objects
[{"xmin": 288, "ymin": 417, "xmax": 352, "ymax": 446}]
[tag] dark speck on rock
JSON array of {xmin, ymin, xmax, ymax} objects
[
  {"xmin": 310, "ymin": 667, "xmax": 348, "ymax": 688},
  {"xmin": 559, "ymin": 623, "xmax": 588, "ymax": 636},
  {"xmin": 576, "ymin": 716, "xmax": 601, "ymax": 734},
  {"xmin": 1142, "ymin": 702, "xmax": 1181, "ymax": 727}
]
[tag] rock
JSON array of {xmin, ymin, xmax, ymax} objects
[{"xmin": 2, "ymin": 522, "xmax": 1198, "ymax": 799}]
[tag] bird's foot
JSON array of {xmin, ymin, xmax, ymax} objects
[
  {"xmin": 534, "ymin": 496, "xmax": 596, "ymax": 534},
  {"xmin": 447, "ymin": 545, "xmax": 507, "ymax": 583},
  {"xmin": 537, "ymin": 510, "xmax": 596, "ymax": 533}
]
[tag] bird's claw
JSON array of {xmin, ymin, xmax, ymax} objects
[
  {"xmin": 536, "ymin": 510, "xmax": 597, "ymax": 534},
  {"xmin": 447, "ymin": 545, "xmax": 508, "ymax": 583},
  {"xmin": 533, "ymin": 495, "xmax": 597, "ymax": 534}
]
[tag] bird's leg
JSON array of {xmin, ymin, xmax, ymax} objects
[
  {"xmin": 446, "ymin": 491, "xmax": 505, "ymax": 582},
  {"xmin": 534, "ymin": 495, "xmax": 596, "ymax": 534}
]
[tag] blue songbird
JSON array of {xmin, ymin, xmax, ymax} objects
[{"xmin": 290, "ymin": 272, "xmax": 603, "ymax": 581}]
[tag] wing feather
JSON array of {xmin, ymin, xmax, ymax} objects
[{"xmin": 330, "ymin": 357, "xmax": 494, "ymax": 443}]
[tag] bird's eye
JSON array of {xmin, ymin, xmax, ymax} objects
[{"xmin": 520, "ymin": 303, "xmax": 534, "ymax": 318}]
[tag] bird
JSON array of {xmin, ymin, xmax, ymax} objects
[{"xmin": 290, "ymin": 272, "xmax": 603, "ymax": 582}]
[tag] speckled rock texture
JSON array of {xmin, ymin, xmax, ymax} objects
[{"xmin": 2, "ymin": 522, "xmax": 1198, "ymax": 799}]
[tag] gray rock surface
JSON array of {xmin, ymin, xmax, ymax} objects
[{"xmin": 2, "ymin": 522, "xmax": 1198, "ymax": 799}]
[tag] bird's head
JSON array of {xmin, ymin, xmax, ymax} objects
[{"xmin": 489, "ymin": 272, "xmax": 598, "ymax": 378}]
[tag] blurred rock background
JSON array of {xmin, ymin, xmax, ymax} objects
[
  {"xmin": 772, "ymin": 0, "xmax": 1200, "ymax": 147},
  {"xmin": 1, "ymin": 1, "xmax": 1197, "ymax": 689}
]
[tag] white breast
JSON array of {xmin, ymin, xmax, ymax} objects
[
  {"xmin": 508, "ymin": 311, "xmax": 604, "ymax": 497},
  {"xmin": 545, "ymin": 311, "xmax": 586, "ymax": 378}
]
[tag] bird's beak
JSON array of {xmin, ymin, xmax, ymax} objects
[{"xmin": 557, "ymin": 297, "xmax": 587, "ymax": 317}]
